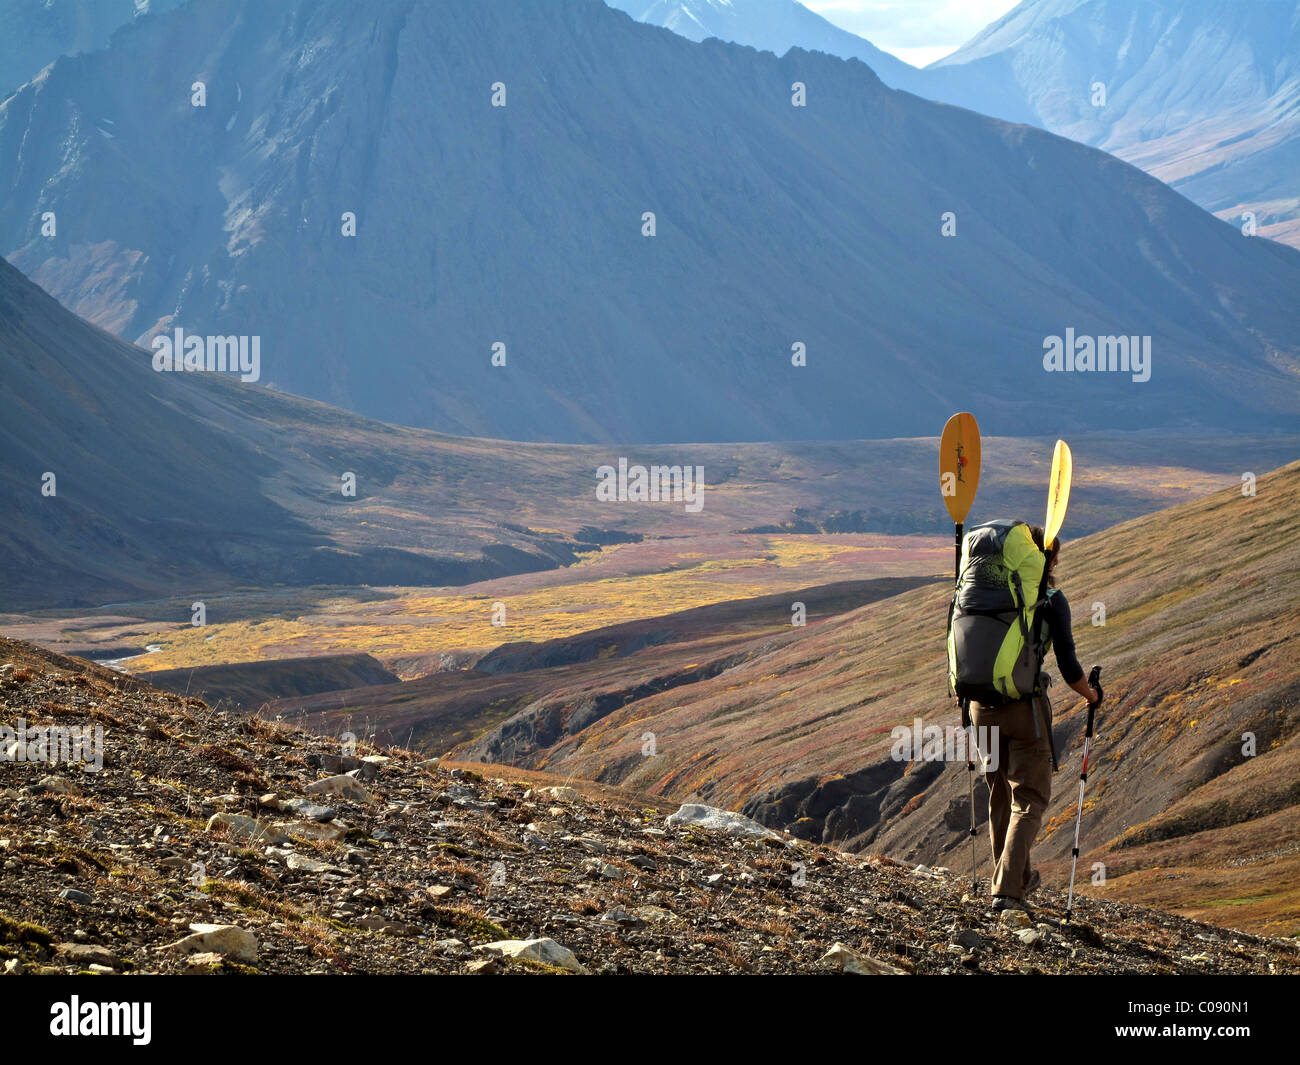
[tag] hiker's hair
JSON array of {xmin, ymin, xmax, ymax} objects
[{"xmin": 1030, "ymin": 524, "xmax": 1059, "ymax": 588}]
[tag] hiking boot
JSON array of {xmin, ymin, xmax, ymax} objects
[
  {"xmin": 990, "ymin": 896, "xmax": 1029, "ymax": 913},
  {"xmin": 1022, "ymin": 868, "xmax": 1042, "ymax": 899}
]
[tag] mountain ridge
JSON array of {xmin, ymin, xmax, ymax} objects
[{"xmin": 3, "ymin": 0, "xmax": 1300, "ymax": 442}]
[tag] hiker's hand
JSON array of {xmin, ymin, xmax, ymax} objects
[{"xmin": 1086, "ymin": 686, "xmax": 1100, "ymax": 705}]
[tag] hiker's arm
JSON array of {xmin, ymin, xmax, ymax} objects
[
  {"xmin": 1067, "ymin": 672, "xmax": 1099, "ymax": 704},
  {"xmin": 1047, "ymin": 592, "xmax": 1097, "ymax": 702}
]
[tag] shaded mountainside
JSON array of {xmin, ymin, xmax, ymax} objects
[
  {"xmin": 608, "ymin": 0, "xmax": 1037, "ymax": 122},
  {"xmin": 1, "ymin": 636, "xmax": 1297, "ymax": 974},
  {"xmin": 0, "ymin": 256, "xmax": 595, "ymax": 610},
  {"xmin": 445, "ymin": 462, "xmax": 1300, "ymax": 934},
  {"xmin": 3, "ymin": 0, "xmax": 1300, "ymax": 440}
]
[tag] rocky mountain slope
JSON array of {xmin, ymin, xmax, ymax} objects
[
  {"xmin": 3, "ymin": 0, "xmax": 1300, "ymax": 440},
  {"xmin": 1, "ymin": 635, "xmax": 1295, "ymax": 975},
  {"xmin": 448, "ymin": 461, "xmax": 1300, "ymax": 934}
]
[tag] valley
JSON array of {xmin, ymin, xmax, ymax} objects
[{"xmin": 1, "ymin": 0, "xmax": 1298, "ymax": 990}]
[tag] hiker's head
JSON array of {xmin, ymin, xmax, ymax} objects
[{"xmin": 1030, "ymin": 524, "xmax": 1059, "ymax": 587}]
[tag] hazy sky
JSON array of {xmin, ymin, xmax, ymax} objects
[{"xmin": 803, "ymin": 0, "xmax": 1022, "ymax": 67}]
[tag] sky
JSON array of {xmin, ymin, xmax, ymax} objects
[{"xmin": 803, "ymin": 0, "xmax": 1022, "ymax": 67}]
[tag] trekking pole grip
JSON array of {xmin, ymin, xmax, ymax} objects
[{"xmin": 1086, "ymin": 664, "xmax": 1102, "ymax": 735}]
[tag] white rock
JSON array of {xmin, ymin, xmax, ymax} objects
[
  {"xmin": 275, "ymin": 820, "xmax": 347, "ymax": 843},
  {"xmin": 206, "ymin": 812, "xmax": 289, "ymax": 845},
  {"xmin": 476, "ymin": 938, "xmax": 587, "ymax": 974},
  {"xmin": 182, "ymin": 951, "xmax": 226, "ymax": 971},
  {"xmin": 168, "ymin": 923, "xmax": 258, "ymax": 963},
  {"xmin": 1017, "ymin": 928, "xmax": 1044, "ymax": 947},
  {"xmin": 665, "ymin": 803, "xmax": 779, "ymax": 841},
  {"xmin": 821, "ymin": 942, "xmax": 908, "ymax": 975},
  {"xmin": 305, "ymin": 774, "xmax": 373, "ymax": 803},
  {"xmin": 266, "ymin": 848, "xmax": 342, "ymax": 873}
]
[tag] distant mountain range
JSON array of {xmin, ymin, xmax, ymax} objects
[
  {"xmin": 0, "ymin": 0, "xmax": 185, "ymax": 101},
  {"xmin": 605, "ymin": 0, "xmax": 922, "ymax": 85},
  {"xmin": 2, "ymin": 0, "xmax": 1299, "ymax": 444},
  {"xmin": 616, "ymin": 0, "xmax": 1300, "ymax": 248}
]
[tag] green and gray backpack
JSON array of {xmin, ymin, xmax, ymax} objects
[{"xmin": 947, "ymin": 519, "xmax": 1053, "ymax": 705}]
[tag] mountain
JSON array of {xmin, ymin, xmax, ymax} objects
[
  {"xmin": 0, "ymin": 0, "xmax": 186, "ymax": 101},
  {"xmin": 447, "ymin": 461, "xmax": 1300, "ymax": 934},
  {"xmin": 602, "ymin": 0, "xmax": 922, "ymax": 86},
  {"xmin": 3, "ymin": 0, "xmax": 1300, "ymax": 442},
  {"xmin": 929, "ymin": 0, "xmax": 1300, "ymax": 246},
  {"xmin": 2, "ymin": 633, "xmax": 1296, "ymax": 974}
]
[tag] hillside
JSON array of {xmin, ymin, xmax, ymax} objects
[
  {"xmin": 447, "ymin": 461, "xmax": 1300, "ymax": 933},
  {"xmin": 3, "ymin": 0, "xmax": 1300, "ymax": 440},
  {"xmin": 0, "ymin": 635, "xmax": 1295, "ymax": 975}
]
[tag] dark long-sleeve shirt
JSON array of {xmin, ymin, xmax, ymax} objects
[{"xmin": 1042, "ymin": 589, "xmax": 1084, "ymax": 685}]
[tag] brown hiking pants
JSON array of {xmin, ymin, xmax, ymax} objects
[{"xmin": 970, "ymin": 695, "xmax": 1053, "ymax": 900}]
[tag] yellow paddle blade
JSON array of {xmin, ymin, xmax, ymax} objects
[
  {"xmin": 1044, "ymin": 439, "xmax": 1073, "ymax": 547},
  {"xmin": 939, "ymin": 412, "xmax": 981, "ymax": 524}
]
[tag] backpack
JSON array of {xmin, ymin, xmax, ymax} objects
[{"xmin": 946, "ymin": 519, "xmax": 1053, "ymax": 705}]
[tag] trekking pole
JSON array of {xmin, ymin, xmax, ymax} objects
[
  {"xmin": 1065, "ymin": 665, "xmax": 1103, "ymax": 921},
  {"xmin": 962, "ymin": 698, "xmax": 979, "ymax": 891}
]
